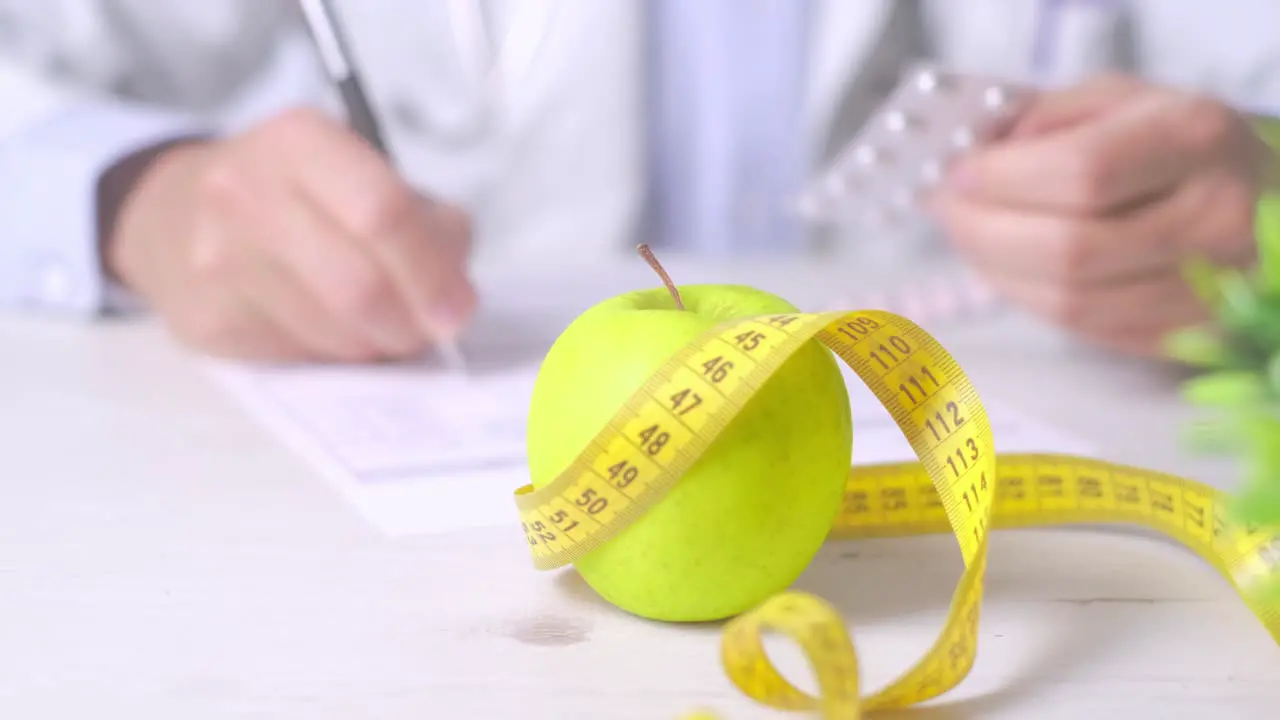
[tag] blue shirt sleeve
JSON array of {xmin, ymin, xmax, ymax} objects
[{"xmin": 0, "ymin": 101, "xmax": 209, "ymax": 318}]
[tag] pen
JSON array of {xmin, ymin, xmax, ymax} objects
[{"xmin": 297, "ymin": 0, "xmax": 469, "ymax": 373}]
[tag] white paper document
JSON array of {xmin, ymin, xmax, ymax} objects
[{"xmin": 208, "ymin": 356, "xmax": 1093, "ymax": 537}]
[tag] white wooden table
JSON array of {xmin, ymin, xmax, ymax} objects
[{"xmin": 1, "ymin": 256, "xmax": 1277, "ymax": 719}]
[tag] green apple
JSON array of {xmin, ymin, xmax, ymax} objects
[{"xmin": 526, "ymin": 278, "xmax": 852, "ymax": 622}]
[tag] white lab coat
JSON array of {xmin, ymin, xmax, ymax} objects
[{"xmin": 2, "ymin": 0, "xmax": 1280, "ymax": 315}]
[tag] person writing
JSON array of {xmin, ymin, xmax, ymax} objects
[{"xmin": 0, "ymin": 0, "xmax": 1277, "ymax": 361}]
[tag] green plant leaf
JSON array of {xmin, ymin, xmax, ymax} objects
[
  {"xmin": 1163, "ymin": 327, "xmax": 1230, "ymax": 368},
  {"xmin": 1180, "ymin": 370, "xmax": 1270, "ymax": 408},
  {"xmin": 1257, "ymin": 192, "xmax": 1280, "ymax": 294},
  {"xmin": 1217, "ymin": 269, "xmax": 1264, "ymax": 331},
  {"xmin": 1245, "ymin": 295, "xmax": 1280, "ymax": 352},
  {"xmin": 1182, "ymin": 256, "xmax": 1227, "ymax": 308},
  {"xmin": 1231, "ymin": 480, "xmax": 1280, "ymax": 529},
  {"xmin": 1265, "ymin": 352, "xmax": 1280, "ymax": 397},
  {"xmin": 1240, "ymin": 413, "xmax": 1280, "ymax": 474},
  {"xmin": 1179, "ymin": 419, "xmax": 1242, "ymax": 455}
]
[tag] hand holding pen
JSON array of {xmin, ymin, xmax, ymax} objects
[
  {"xmin": 279, "ymin": 0, "xmax": 475, "ymax": 370},
  {"xmin": 99, "ymin": 3, "xmax": 476, "ymax": 365}
]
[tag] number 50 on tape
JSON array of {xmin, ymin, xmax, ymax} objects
[{"xmin": 512, "ymin": 309, "xmax": 1280, "ymax": 719}]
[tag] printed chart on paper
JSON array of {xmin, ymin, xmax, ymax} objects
[{"xmin": 207, "ymin": 354, "xmax": 1093, "ymax": 537}]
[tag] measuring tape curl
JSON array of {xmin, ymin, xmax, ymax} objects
[{"xmin": 512, "ymin": 309, "xmax": 1280, "ymax": 719}]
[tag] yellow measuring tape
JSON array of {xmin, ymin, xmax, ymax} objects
[{"xmin": 512, "ymin": 309, "xmax": 1280, "ymax": 718}]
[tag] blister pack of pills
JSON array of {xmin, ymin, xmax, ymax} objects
[
  {"xmin": 800, "ymin": 62, "xmax": 1035, "ymax": 225},
  {"xmin": 800, "ymin": 62, "xmax": 1038, "ymax": 324}
]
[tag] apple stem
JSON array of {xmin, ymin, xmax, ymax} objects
[{"xmin": 637, "ymin": 243, "xmax": 685, "ymax": 311}]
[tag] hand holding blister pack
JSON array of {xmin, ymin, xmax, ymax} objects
[
  {"xmin": 800, "ymin": 63, "xmax": 1035, "ymax": 225},
  {"xmin": 801, "ymin": 63, "xmax": 1038, "ymax": 324}
]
